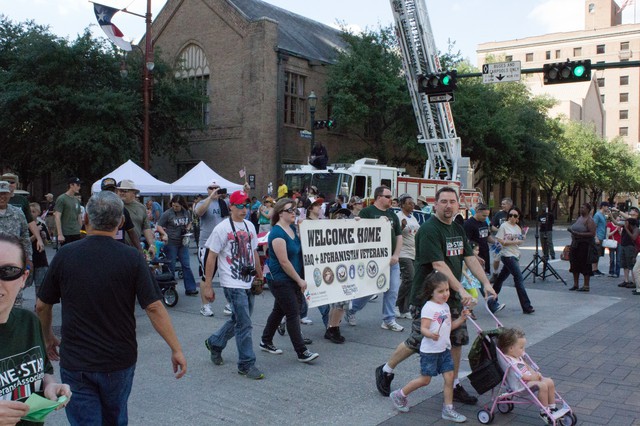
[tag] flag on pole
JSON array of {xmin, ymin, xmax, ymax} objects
[
  {"xmin": 239, "ymin": 168, "xmax": 246, "ymax": 178},
  {"xmin": 94, "ymin": 3, "xmax": 132, "ymax": 51},
  {"xmin": 618, "ymin": 0, "xmax": 634, "ymax": 13}
]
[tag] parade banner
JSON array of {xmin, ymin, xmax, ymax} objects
[{"xmin": 300, "ymin": 218, "xmax": 391, "ymax": 308}]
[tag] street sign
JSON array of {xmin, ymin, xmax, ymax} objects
[
  {"xmin": 300, "ymin": 130, "xmax": 312, "ymax": 139},
  {"xmin": 482, "ymin": 61, "xmax": 521, "ymax": 84},
  {"xmin": 427, "ymin": 93, "xmax": 454, "ymax": 103}
]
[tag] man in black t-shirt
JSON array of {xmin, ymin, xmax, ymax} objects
[
  {"xmin": 464, "ymin": 203, "xmax": 493, "ymax": 275},
  {"xmin": 37, "ymin": 191, "xmax": 186, "ymax": 425},
  {"xmin": 538, "ymin": 204, "xmax": 555, "ymax": 259}
]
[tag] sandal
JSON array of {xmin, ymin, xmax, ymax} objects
[
  {"xmin": 577, "ymin": 287, "xmax": 590, "ymax": 292},
  {"xmin": 569, "ymin": 286, "xmax": 579, "ymax": 291}
]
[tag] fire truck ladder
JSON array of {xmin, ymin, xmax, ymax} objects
[{"xmin": 389, "ymin": 0, "xmax": 462, "ymax": 181}]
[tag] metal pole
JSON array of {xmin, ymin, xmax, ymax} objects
[
  {"xmin": 310, "ymin": 108, "xmax": 315, "ymax": 155},
  {"xmin": 142, "ymin": 0, "xmax": 152, "ymax": 171}
]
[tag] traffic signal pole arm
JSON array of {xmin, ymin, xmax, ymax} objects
[{"xmin": 456, "ymin": 60, "xmax": 640, "ymax": 79}]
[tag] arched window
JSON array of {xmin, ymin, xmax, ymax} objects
[{"xmin": 176, "ymin": 44, "xmax": 211, "ymax": 126}]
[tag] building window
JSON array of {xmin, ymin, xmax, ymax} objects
[
  {"xmin": 525, "ymin": 53, "xmax": 533, "ymax": 62},
  {"xmin": 619, "ymin": 127, "xmax": 629, "ymax": 136},
  {"xmin": 600, "ymin": 94, "xmax": 605, "ymax": 104},
  {"xmin": 596, "ymin": 44, "xmax": 605, "ymax": 54},
  {"xmin": 545, "ymin": 51, "xmax": 551, "ymax": 60},
  {"xmin": 620, "ymin": 41, "xmax": 630, "ymax": 50},
  {"xmin": 284, "ymin": 72, "xmax": 307, "ymax": 127},
  {"xmin": 573, "ymin": 47, "xmax": 582, "ymax": 56},
  {"xmin": 620, "ymin": 93, "xmax": 629, "ymax": 102},
  {"xmin": 597, "ymin": 78, "xmax": 605, "ymax": 87},
  {"xmin": 505, "ymin": 55, "xmax": 513, "ymax": 62},
  {"xmin": 555, "ymin": 50, "xmax": 561, "ymax": 59},
  {"xmin": 620, "ymin": 75, "xmax": 629, "ymax": 85},
  {"xmin": 175, "ymin": 44, "xmax": 211, "ymax": 126},
  {"xmin": 620, "ymin": 110, "xmax": 629, "ymax": 120}
]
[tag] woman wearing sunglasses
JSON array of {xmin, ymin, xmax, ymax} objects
[
  {"xmin": 491, "ymin": 208, "xmax": 535, "ymax": 314},
  {"xmin": 259, "ymin": 199, "xmax": 319, "ymax": 363},
  {"xmin": 0, "ymin": 233, "xmax": 71, "ymax": 424}
]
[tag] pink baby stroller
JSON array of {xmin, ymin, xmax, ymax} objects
[{"xmin": 466, "ymin": 302, "xmax": 577, "ymax": 425}]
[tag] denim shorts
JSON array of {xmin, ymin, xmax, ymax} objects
[{"xmin": 420, "ymin": 349, "xmax": 454, "ymax": 377}]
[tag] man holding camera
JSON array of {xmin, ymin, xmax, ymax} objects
[
  {"xmin": 202, "ymin": 190, "xmax": 265, "ymax": 380},
  {"xmin": 195, "ymin": 180, "xmax": 230, "ymax": 316}
]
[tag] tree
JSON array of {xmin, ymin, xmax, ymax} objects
[
  {"xmin": 0, "ymin": 17, "xmax": 205, "ymax": 190},
  {"xmin": 325, "ymin": 26, "xmax": 423, "ymax": 169}
]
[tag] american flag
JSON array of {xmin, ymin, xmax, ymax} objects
[
  {"xmin": 435, "ymin": 312, "xmax": 448, "ymax": 333},
  {"xmin": 239, "ymin": 168, "xmax": 246, "ymax": 178}
]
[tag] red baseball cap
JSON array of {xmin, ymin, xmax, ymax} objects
[{"xmin": 229, "ymin": 190, "xmax": 250, "ymax": 205}]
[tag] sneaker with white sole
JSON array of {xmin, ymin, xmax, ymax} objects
[
  {"xmin": 390, "ymin": 389, "xmax": 409, "ymax": 412},
  {"xmin": 393, "ymin": 306, "xmax": 402, "ymax": 318},
  {"xmin": 223, "ymin": 304, "xmax": 232, "ymax": 316},
  {"xmin": 300, "ymin": 316, "xmax": 313, "ymax": 325},
  {"xmin": 345, "ymin": 312, "xmax": 357, "ymax": 326},
  {"xmin": 442, "ymin": 406, "xmax": 467, "ymax": 423},
  {"xmin": 260, "ymin": 342, "xmax": 283, "ymax": 354},
  {"xmin": 200, "ymin": 305, "xmax": 214, "ymax": 317},
  {"xmin": 381, "ymin": 321, "xmax": 404, "ymax": 332},
  {"xmin": 401, "ymin": 312, "xmax": 413, "ymax": 319},
  {"xmin": 297, "ymin": 350, "xmax": 319, "ymax": 363}
]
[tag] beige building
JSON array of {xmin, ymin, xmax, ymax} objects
[
  {"xmin": 147, "ymin": 0, "xmax": 363, "ymax": 194},
  {"xmin": 477, "ymin": 0, "xmax": 639, "ymax": 150}
]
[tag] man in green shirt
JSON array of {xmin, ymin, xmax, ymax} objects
[
  {"xmin": 54, "ymin": 177, "xmax": 82, "ymax": 246},
  {"xmin": 117, "ymin": 179, "xmax": 156, "ymax": 257},
  {"xmin": 375, "ymin": 187, "xmax": 496, "ymax": 404},
  {"xmin": 345, "ymin": 186, "xmax": 404, "ymax": 331}
]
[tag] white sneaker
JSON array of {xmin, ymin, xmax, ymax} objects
[
  {"xmin": 393, "ymin": 306, "xmax": 402, "ymax": 318},
  {"xmin": 223, "ymin": 304, "xmax": 232, "ymax": 316},
  {"xmin": 401, "ymin": 312, "xmax": 413, "ymax": 319},
  {"xmin": 200, "ymin": 305, "xmax": 214, "ymax": 317},
  {"xmin": 442, "ymin": 406, "xmax": 467, "ymax": 423},
  {"xmin": 345, "ymin": 312, "xmax": 357, "ymax": 326},
  {"xmin": 300, "ymin": 316, "xmax": 313, "ymax": 325},
  {"xmin": 381, "ymin": 321, "xmax": 404, "ymax": 332}
]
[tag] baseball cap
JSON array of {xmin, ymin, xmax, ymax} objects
[
  {"xmin": 101, "ymin": 177, "xmax": 117, "ymax": 191},
  {"xmin": 229, "ymin": 190, "xmax": 250, "ymax": 205},
  {"xmin": 310, "ymin": 197, "xmax": 325, "ymax": 207},
  {"xmin": 68, "ymin": 177, "xmax": 82, "ymax": 185},
  {"xmin": 1, "ymin": 173, "xmax": 18, "ymax": 183},
  {"xmin": 0, "ymin": 181, "xmax": 10, "ymax": 193},
  {"xmin": 208, "ymin": 180, "xmax": 219, "ymax": 188}
]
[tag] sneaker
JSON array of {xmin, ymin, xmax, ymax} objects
[
  {"xmin": 345, "ymin": 312, "xmax": 357, "ymax": 326},
  {"xmin": 185, "ymin": 290, "xmax": 199, "ymax": 296},
  {"xmin": 632, "ymin": 290, "xmax": 640, "ymax": 295},
  {"xmin": 442, "ymin": 406, "xmax": 467, "ymax": 423},
  {"xmin": 260, "ymin": 341, "xmax": 283, "ymax": 354},
  {"xmin": 297, "ymin": 350, "xmax": 319, "ymax": 363},
  {"xmin": 539, "ymin": 411, "xmax": 552, "ymax": 424},
  {"xmin": 453, "ymin": 384, "xmax": 478, "ymax": 405},
  {"xmin": 490, "ymin": 303, "xmax": 506, "ymax": 314},
  {"xmin": 223, "ymin": 304, "xmax": 232, "ymax": 316},
  {"xmin": 204, "ymin": 339, "xmax": 224, "ymax": 365},
  {"xmin": 375, "ymin": 364, "xmax": 394, "ymax": 397},
  {"xmin": 381, "ymin": 321, "xmax": 405, "ymax": 332},
  {"xmin": 324, "ymin": 326, "xmax": 345, "ymax": 344},
  {"xmin": 200, "ymin": 305, "xmax": 214, "ymax": 317},
  {"xmin": 523, "ymin": 307, "xmax": 536, "ymax": 314},
  {"xmin": 300, "ymin": 316, "xmax": 313, "ymax": 325},
  {"xmin": 393, "ymin": 306, "xmax": 401, "ymax": 317},
  {"xmin": 625, "ymin": 281, "xmax": 636, "ymax": 288},
  {"xmin": 593, "ymin": 270, "xmax": 604, "ymax": 277},
  {"xmin": 618, "ymin": 281, "xmax": 629, "ymax": 287},
  {"xmin": 400, "ymin": 311, "xmax": 413, "ymax": 319},
  {"xmin": 238, "ymin": 365, "xmax": 264, "ymax": 380},
  {"xmin": 390, "ymin": 389, "xmax": 409, "ymax": 413}
]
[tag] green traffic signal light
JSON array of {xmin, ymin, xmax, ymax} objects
[
  {"xmin": 442, "ymin": 75, "xmax": 451, "ymax": 85},
  {"xmin": 573, "ymin": 65, "xmax": 586, "ymax": 77}
]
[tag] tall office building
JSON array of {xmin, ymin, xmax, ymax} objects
[{"xmin": 477, "ymin": 0, "xmax": 639, "ymax": 149}]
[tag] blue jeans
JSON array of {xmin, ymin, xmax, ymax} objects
[
  {"xmin": 61, "ymin": 365, "xmax": 135, "ymax": 426},
  {"xmin": 491, "ymin": 256, "xmax": 532, "ymax": 311},
  {"xmin": 609, "ymin": 244, "xmax": 621, "ymax": 277},
  {"xmin": 163, "ymin": 243, "xmax": 197, "ymax": 292},
  {"xmin": 206, "ymin": 287, "xmax": 256, "ymax": 371},
  {"xmin": 349, "ymin": 262, "xmax": 401, "ymax": 323}
]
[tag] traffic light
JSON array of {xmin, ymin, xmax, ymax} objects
[
  {"xmin": 543, "ymin": 59, "xmax": 591, "ymax": 85},
  {"xmin": 417, "ymin": 70, "xmax": 457, "ymax": 94},
  {"xmin": 313, "ymin": 119, "xmax": 337, "ymax": 130},
  {"xmin": 326, "ymin": 118, "xmax": 336, "ymax": 130}
]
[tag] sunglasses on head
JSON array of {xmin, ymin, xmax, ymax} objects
[
  {"xmin": 233, "ymin": 203, "xmax": 251, "ymax": 209},
  {"xmin": 509, "ymin": 213, "xmax": 519, "ymax": 218},
  {"xmin": 0, "ymin": 265, "xmax": 25, "ymax": 281}
]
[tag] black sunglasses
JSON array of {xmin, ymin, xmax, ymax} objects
[
  {"xmin": 382, "ymin": 195, "xmax": 392, "ymax": 199},
  {"xmin": 0, "ymin": 265, "xmax": 25, "ymax": 281},
  {"xmin": 508, "ymin": 214, "xmax": 519, "ymax": 218},
  {"xmin": 283, "ymin": 207, "xmax": 300, "ymax": 215}
]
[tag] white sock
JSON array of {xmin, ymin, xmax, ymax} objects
[
  {"xmin": 444, "ymin": 404, "xmax": 453, "ymax": 410},
  {"xmin": 383, "ymin": 364, "xmax": 394, "ymax": 374},
  {"xmin": 549, "ymin": 404, "xmax": 556, "ymax": 410}
]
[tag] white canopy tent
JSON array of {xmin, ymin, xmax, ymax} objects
[
  {"xmin": 170, "ymin": 161, "xmax": 244, "ymax": 195},
  {"xmin": 91, "ymin": 160, "xmax": 172, "ymax": 195}
]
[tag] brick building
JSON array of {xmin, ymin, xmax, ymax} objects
[{"xmin": 149, "ymin": 0, "xmax": 362, "ymax": 194}]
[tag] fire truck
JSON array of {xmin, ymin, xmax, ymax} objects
[{"xmin": 285, "ymin": 0, "xmax": 482, "ymax": 209}]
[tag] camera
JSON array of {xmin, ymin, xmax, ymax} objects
[
  {"xmin": 240, "ymin": 265, "xmax": 256, "ymax": 277},
  {"xmin": 218, "ymin": 188, "xmax": 227, "ymax": 195}
]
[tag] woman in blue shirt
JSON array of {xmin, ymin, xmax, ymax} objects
[{"xmin": 259, "ymin": 199, "xmax": 319, "ymax": 363}]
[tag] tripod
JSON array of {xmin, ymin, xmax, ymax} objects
[{"xmin": 522, "ymin": 220, "xmax": 567, "ymax": 285}]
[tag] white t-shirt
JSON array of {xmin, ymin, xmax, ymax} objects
[
  {"xmin": 396, "ymin": 210, "xmax": 420, "ymax": 260},
  {"xmin": 495, "ymin": 221, "xmax": 523, "ymax": 258},
  {"xmin": 420, "ymin": 300, "xmax": 452, "ymax": 353},
  {"xmin": 205, "ymin": 218, "xmax": 258, "ymax": 289}
]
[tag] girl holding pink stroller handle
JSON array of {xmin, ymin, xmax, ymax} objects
[{"xmin": 389, "ymin": 270, "xmax": 470, "ymax": 423}]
